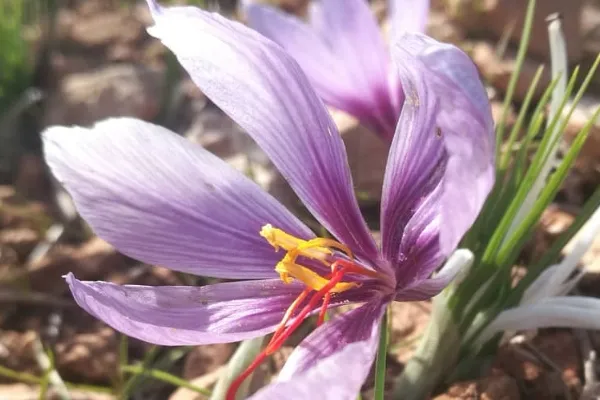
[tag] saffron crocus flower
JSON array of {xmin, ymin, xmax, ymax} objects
[
  {"xmin": 42, "ymin": 1, "xmax": 494, "ymax": 399},
  {"xmin": 243, "ymin": 0, "xmax": 430, "ymax": 142}
]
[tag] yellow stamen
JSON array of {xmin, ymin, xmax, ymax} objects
[
  {"xmin": 227, "ymin": 226, "xmax": 381, "ymax": 400},
  {"xmin": 275, "ymin": 260, "xmax": 357, "ymax": 293},
  {"xmin": 260, "ymin": 224, "xmax": 353, "ymax": 264},
  {"xmin": 261, "ymin": 224, "xmax": 362, "ymax": 293}
]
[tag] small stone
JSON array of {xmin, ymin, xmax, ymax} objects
[
  {"xmin": 494, "ymin": 331, "xmax": 581, "ymax": 399},
  {"xmin": 68, "ymin": 11, "xmax": 143, "ymax": 49},
  {"xmin": 434, "ymin": 371, "xmax": 520, "ymax": 400},
  {"xmin": 182, "ymin": 344, "xmax": 235, "ymax": 380},
  {"xmin": 44, "ymin": 64, "xmax": 163, "ymax": 126},
  {"xmin": 426, "ymin": 9, "xmax": 466, "ymax": 45},
  {"xmin": 582, "ymin": 3, "xmax": 600, "ymax": 60},
  {"xmin": 25, "ymin": 237, "xmax": 128, "ymax": 295},
  {"xmin": 55, "ymin": 326, "xmax": 118, "ymax": 381},
  {"xmin": 0, "ymin": 228, "xmax": 39, "ymax": 260}
]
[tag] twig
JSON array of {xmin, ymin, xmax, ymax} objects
[
  {"xmin": 575, "ymin": 329, "xmax": 600, "ymax": 400},
  {"xmin": 0, "ymin": 289, "xmax": 74, "ymax": 308},
  {"xmin": 32, "ymin": 337, "xmax": 70, "ymax": 400}
]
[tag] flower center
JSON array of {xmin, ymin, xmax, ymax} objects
[{"xmin": 226, "ymin": 224, "xmax": 381, "ymax": 400}]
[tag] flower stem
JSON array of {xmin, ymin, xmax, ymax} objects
[{"xmin": 374, "ymin": 307, "xmax": 389, "ymax": 400}]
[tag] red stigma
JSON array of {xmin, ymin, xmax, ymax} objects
[{"xmin": 226, "ymin": 260, "xmax": 359, "ymax": 400}]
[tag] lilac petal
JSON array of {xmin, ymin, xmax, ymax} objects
[
  {"xmin": 383, "ymin": 33, "xmax": 495, "ymax": 261},
  {"xmin": 280, "ymin": 299, "xmax": 386, "ymax": 376},
  {"xmin": 250, "ymin": 300, "xmax": 387, "ymax": 400},
  {"xmin": 388, "ymin": 0, "xmax": 430, "ymax": 35},
  {"xmin": 244, "ymin": 0, "xmax": 398, "ymax": 141},
  {"xmin": 309, "ymin": 0, "xmax": 399, "ymax": 140},
  {"xmin": 146, "ymin": 1, "xmax": 378, "ymax": 263},
  {"xmin": 395, "ymin": 248, "xmax": 473, "ymax": 301},
  {"xmin": 394, "ymin": 179, "xmax": 445, "ymax": 287},
  {"xmin": 65, "ymin": 273, "xmax": 308, "ymax": 345},
  {"xmin": 380, "ymin": 54, "xmax": 446, "ymax": 265},
  {"xmin": 43, "ymin": 118, "xmax": 312, "ymax": 279},
  {"xmin": 243, "ymin": 4, "xmax": 360, "ymax": 116}
]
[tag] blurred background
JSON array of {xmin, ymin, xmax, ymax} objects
[{"xmin": 0, "ymin": 0, "xmax": 600, "ymax": 399}]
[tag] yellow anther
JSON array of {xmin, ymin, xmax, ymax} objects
[
  {"xmin": 297, "ymin": 237, "xmax": 353, "ymax": 259},
  {"xmin": 261, "ymin": 224, "xmax": 363, "ymax": 293},
  {"xmin": 260, "ymin": 224, "xmax": 332, "ymax": 261},
  {"xmin": 275, "ymin": 261, "xmax": 357, "ymax": 293}
]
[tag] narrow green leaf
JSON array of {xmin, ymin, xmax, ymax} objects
[
  {"xmin": 374, "ymin": 308, "xmax": 389, "ymax": 400},
  {"xmin": 122, "ymin": 365, "xmax": 211, "ymax": 397},
  {"xmin": 496, "ymin": 105, "xmax": 600, "ymax": 271},
  {"xmin": 495, "ymin": 0, "xmax": 536, "ymax": 152},
  {"xmin": 499, "ymin": 66, "xmax": 545, "ymax": 170}
]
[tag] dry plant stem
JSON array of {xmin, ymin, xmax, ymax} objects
[
  {"xmin": 32, "ymin": 338, "xmax": 70, "ymax": 400},
  {"xmin": 0, "ymin": 364, "xmax": 111, "ymax": 394},
  {"xmin": 575, "ymin": 329, "xmax": 600, "ymax": 399},
  {"xmin": 121, "ymin": 365, "xmax": 211, "ymax": 397},
  {"xmin": 0, "ymin": 289, "xmax": 74, "ymax": 307}
]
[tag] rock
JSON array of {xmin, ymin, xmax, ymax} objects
[
  {"xmin": 582, "ymin": 2, "xmax": 600, "ymax": 60},
  {"xmin": 182, "ymin": 344, "xmax": 235, "ymax": 380},
  {"xmin": 444, "ymin": 0, "xmax": 583, "ymax": 63},
  {"xmin": 0, "ymin": 228, "xmax": 39, "ymax": 260},
  {"xmin": 0, "ymin": 384, "xmax": 114, "ymax": 400},
  {"xmin": 494, "ymin": 331, "xmax": 581, "ymax": 399},
  {"xmin": 68, "ymin": 12, "xmax": 143, "ymax": 49},
  {"xmin": 426, "ymin": 9, "xmax": 466, "ymax": 45},
  {"xmin": 44, "ymin": 64, "xmax": 163, "ymax": 126},
  {"xmin": 471, "ymin": 41, "xmax": 551, "ymax": 103},
  {"xmin": 434, "ymin": 371, "xmax": 520, "ymax": 399},
  {"xmin": 24, "ymin": 237, "xmax": 128, "ymax": 295},
  {"xmin": 0, "ymin": 330, "xmax": 38, "ymax": 373},
  {"xmin": 389, "ymin": 301, "xmax": 431, "ymax": 364},
  {"xmin": 55, "ymin": 326, "xmax": 118, "ymax": 382}
]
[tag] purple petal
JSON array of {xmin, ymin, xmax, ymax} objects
[
  {"xmin": 394, "ymin": 180, "xmax": 445, "ymax": 287},
  {"xmin": 43, "ymin": 118, "xmax": 311, "ymax": 279},
  {"xmin": 388, "ymin": 0, "xmax": 430, "ymax": 35},
  {"xmin": 65, "ymin": 273, "xmax": 306, "ymax": 345},
  {"xmin": 250, "ymin": 300, "xmax": 387, "ymax": 400},
  {"xmin": 380, "ymin": 54, "xmax": 446, "ymax": 266},
  {"xmin": 280, "ymin": 299, "xmax": 386, "ymax": 376},
  {"xmin": 245, "ymin": 0, "xmax": 398, "ymax": 141},
  {"xmin": 383, "ymin": 33, "xmax": 495, "ymax": 263},
  {"xmin": 146, "ymin": 1, "xmax": 379, "ymax": 263}
]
